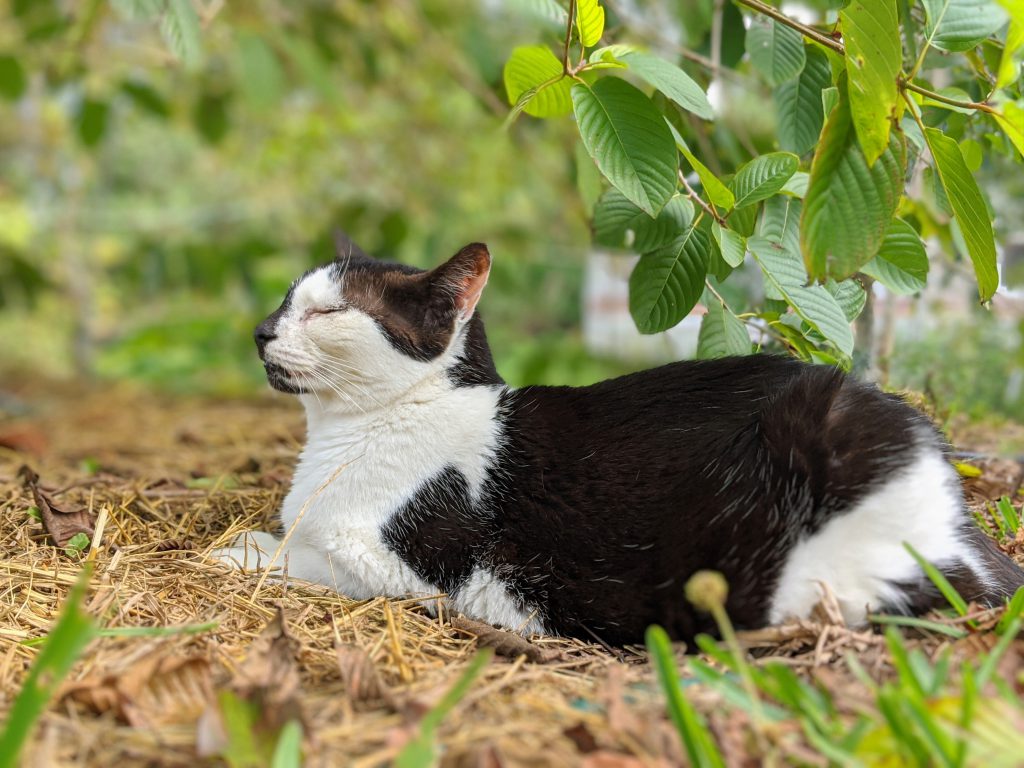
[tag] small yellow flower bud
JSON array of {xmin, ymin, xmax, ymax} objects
[{"xmin": 685, "ymin": 570, "xmax": 729, "ymax": 612}]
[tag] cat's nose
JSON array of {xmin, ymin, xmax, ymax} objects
[{"xmin": 254, "ymin": 322, "xmax": 277, "ymax": 353}]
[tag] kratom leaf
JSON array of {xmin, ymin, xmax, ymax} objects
[
  {"xmin": 801, "ymin": 79, "xmax": 906, "ymax": 282},
  {"xmin": 629, "ymin": 219, "xmax": 710, "ymax": 333},
  {"xmin": 841, "ymin": 0, "xmax": 902, "ymax": 164},
  {"xmin": 593, "ymin": 190, "xmax": 694, "ymax": 252},
  {"xmin": 921, "ymin": 0, "xmax": 1009, "ymax": 52},
  {"xmin": 730, "ymin": 152, "xmax": 799, "ymax": 209},
  {"xmin": 775, "ymin": 46, "xmax": 831, "ymax": 155},
  {"xmin": 668, "ymin": 123, "xmax": 734, "ymax": 208},
  {"xmin": 712, "ymin": 222, "xmax": 746, "ymax": 267},
  {"xmin": 110, "ymin": 0, "xmax": 163, "ymax": 19},
  {"xmin": 620, "ymin": 52, "xmax": 714, "ymax": 119},
  {"xmin": 121, "ymin": 79, "xmax": 171, "ymax": 117},
  {"xmin": 994, "ymin": 102, "xmax": 1024, "ymax": 158},
  {"xmin": 507, "ymin": 0, "xmax": 568, "ymax": 26},
  {"xmin": 77, "ymin": 98, "xmax": 110, "ymax": 148},
  {"xmin": 745, "ymin": 17, "xmax": 806, "ymax": 86},
  {"xmin": 503, "ymin": 45, "xmax": 572, "ymax": 118},
  {"xmin": 925, "ymin": 127, "xmax": 998, "ymax": 300},
  {"xmin": 996, "ymin": 21, "xmax": 1023, "ymax": 89},
  {"xmin": 825, "ymin": 278, "xmax": 867, "ymax": 321},
  {"xmin": 576, "ymin": 0, "xmax": 605, "ymax": 48},
  {"xmin": 750, "ymin": 197, "xmax": 855, "ymax": 355},
  {"xmin": 697, "ymin": 299, "xmax": 750, "ymax": 358},
  {"xmin": 160, "ymin": 0, "xmax": 202, "ymax": 68},
  {"xmin": 781, "ymin": 171, "xmax": 809, "ymax": 197},
  {"xmin": 572, "ymin": 77, "xmax": 678, "ymax": 216},
  {"xmin": 861, "ymin": 219, "xmax": 929, "ymax": 294}
]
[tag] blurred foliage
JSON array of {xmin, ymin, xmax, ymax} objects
[{"xmin": 0, "ymin": 0, "xmax": 630, "ymax": 392}]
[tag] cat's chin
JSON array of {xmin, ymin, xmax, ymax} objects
[{"xmin": 264, "ymin": 362, "xmax": 304, "ymax": 394}]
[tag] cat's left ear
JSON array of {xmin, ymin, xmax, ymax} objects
[{"xmin": 430, "ymin": 243, "xmax": 491, "ymax": 321}]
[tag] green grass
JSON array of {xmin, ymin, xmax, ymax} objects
[{"xmin": 0, "ymin": 566, "xmax": 98, "ymax": 768}]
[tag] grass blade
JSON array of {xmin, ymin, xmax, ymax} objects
[
  {"xmin": 868, "ymin": 614, "xmax": 968, "ymax": 639},
  {"xmin": 903, "ymin": 542, "xmax": 969, "ymax": 617},
  {"xmin": 0, "ymin": 566, "xmax": 97, "ymax": 768},
  {"xmin": 996, "ymin": 586, "xmax": 1024, "ymax": 635}
]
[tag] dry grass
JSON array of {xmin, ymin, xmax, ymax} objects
[{"xmin": 1, "ymin": 383, "xmax": 1022, "ymax": 766}]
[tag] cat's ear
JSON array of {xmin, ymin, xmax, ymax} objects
[
  {"xmin": 430, "ymin": 243, "xmax": 491, "ymax": 321},
  {"xmin": 332, "ymin": 229, "xmax": 373, "ymax": 263}
]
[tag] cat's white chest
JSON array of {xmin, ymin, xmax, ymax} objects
[{"xmin": 275, "ymin": 383, "xmax": 503, "ymax": 598}]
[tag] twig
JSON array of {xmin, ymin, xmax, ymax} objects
[
  {"xmin": 903, "ymin": 79, "xmax": 997, "ymax": 114},
  {"xmin": 678, "ymin": 170, "xmax": 726, "ymax": 225},
  {"xmin": 563, "ymin": 0, "xmax": 577, "ymax": 75},
  {"xmin": 733, "ymin": 0, "xmax": 844, "ymax": 54}
]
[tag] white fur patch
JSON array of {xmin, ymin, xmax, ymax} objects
[
  {"xmin": 769, "ymin": 444, "xmax": 986, "ymax": 625},
  {"xmin": 454, "ymin": 567, "xmax": 546, "ymax": 635}
]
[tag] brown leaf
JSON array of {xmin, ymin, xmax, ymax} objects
[
  {"xmin": 336, "ymin": 642, "xmax": 394, "ymax": 706},
  {"xmin": 19, "ymin": 465, "xmax": 95, "ymax": 548},
  {"xmin": 450, "ymin": 615, "xmax": 556, "ymax": 663},
  {"xmin": 0, "ymin": 425, "xmax": 48, "ymax": 455},
  {"xmin": 579, "ymin": 752, "xmax": 647, "ymax": 768},
  {"xmin": 564, "ymin": 722, "xmax": 600, "ymax": 754},
  {"xmin": 62, "ymin": 652, "xmax": 212, "ymax": 727}
]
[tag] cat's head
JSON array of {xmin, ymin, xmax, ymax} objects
[{"xmin": 254, "ymin": 238, "xmax": 501, "ymax": 412}]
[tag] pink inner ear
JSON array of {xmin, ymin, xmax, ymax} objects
[{"xmin": 452, "ymin": 244, "xmax": 491, "ymax": 319}]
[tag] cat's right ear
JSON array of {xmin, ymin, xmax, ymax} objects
[
  {"xmin": 430, "ymin": 243, "xmax": 491, "ymax": 321},
  {"xmin": 332, "ymin": 229, "xmax": 373, "ymax": 263}
]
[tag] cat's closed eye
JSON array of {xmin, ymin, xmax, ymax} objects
[{"xmin": 303, "ymin": 306, "xmax": 345, "ymax": 320}]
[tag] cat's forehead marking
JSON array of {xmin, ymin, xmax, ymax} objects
[{"xmin": 293, "ymin": 265, "xmax": 342, "ymax": 310}]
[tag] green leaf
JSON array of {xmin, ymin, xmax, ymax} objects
[
  {"xmin": 697, "ymin": 299, "xmax": 750, "ymax": 358},
  {"xmin": 862, "ymin": 219, "xmax": 929, "ymax": 294},
  {"xmin": 0, "ymin": 55, "xmax": 27, "ymax": 101},
  {"xmin": 780, "ymin": 171, "xmax": 809, "ymax": 197},
  {"xmin": 629, "ymin": 218, "xmax": 710, "ymax": 333},
  {"xmin": 751, "ymin": 197, "xmax": 855, "ymax": 355},
  {"xmin": 76, "ymin": 98, "xmax": 110, "ymax": 148},
  {"xmin": 0, "ymin": 568, "xmax": 96, "ymax": 768},
  {"xmin": 925, "ymin": 128, "xmax": 998, "ymax": 300},
  {"xmin": 996, "ymin": 21, "xmax": 1024, "ymax": 88},
  {"xmin": 745, "ymin": 17, "xmax": 806, "ymax": 86},
  {"xmin": 593, "ymin": 189, "xmax": 694, "ymax": 252},
  {"xmin": 994, "ymin": 102, "xmax": 1024, "ymax": 159},
  {"xmin": 921, "ymin": 0, "xmax": 1009, "ymax": 53},
  {"xmin": 576, "ymin": 0, "xmax": 605, "ymax": 47},
  {"xmin": 775, "ymin": 46, "xmax": 831, "ymax": 155},
  {"xmin": 669, "ymin": 123, "xmax": 734, "ymax": 208},
  {"xmin": 120, "ymin": 79, "xmax": 170, "ymax": 117},
  {"xmin": 161, "ymin": 0, "xmax": 203, "ymax": 68},
  {"xmin": 841, "ymin": 0, "xmax": 902, "ymax": 164},
  {"xmin": 110, "ymin": 0, "xmax": 163, "ymax": 19},
  {"xmin": 236, "ymin": 33, "xmax": 286, "ymax": 111},
  {"xmin": 821, "ymin": 86, "xmax": 839, "ymax": 117},
  {"xmin": 712, "ymin": 222, "xmax": 746, "ymax": 267},
  {"xmin": 801, "ymin": 79, "xmax": 906, "ymax": 281},
  {"xmin": 504, "ymin": 46, "xmax": 572, "ymax": 118},
  {"xmin": 730, "ymin": 152, "xmax": 799, "ymax": 209},
  {"xmin": 572, "ymin": 78, "xmax": 678, "ymax": 216},
  {"xmin": 825, "ymin": 278, "xmax": 867, "ymax": 321},
  {"xmin": 270, "ymin": 720, "xmax": 303, "ymax": 768},
  {"xmin": 620, "ymin": 52, "xmax": 714, "ymax": 119},
  {"xmin": 193, "ymin": 90, "xmax": 230, "ymax": 144}
]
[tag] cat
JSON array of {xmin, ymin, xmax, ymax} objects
[{"xmin": 214, "ymin": 238, "xmax": 1024, "ymax": 645}]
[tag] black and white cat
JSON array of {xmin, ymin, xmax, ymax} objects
[{"xmin": 216, "ymin": 240, "xmax": 1024, "ymax": 645}]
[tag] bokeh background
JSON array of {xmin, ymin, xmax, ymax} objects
[{"xmin": 1, "ymin": 0, "xmax": 1022, "ymax": 444}]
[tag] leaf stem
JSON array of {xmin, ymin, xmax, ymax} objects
[
  {"xmin": 902, "ymin": 79, "xmax": 997, "ymax": 114},
  {"xmin": 733, "ymin": 0, "xmax": 844, "ymax": 54},
  {"xmin": 563, "ymin": 0, "xmax": 577, "ymax": 75},
  {"xmin": 678, "ymin": 170, "xmax": 726, "ymax": 226}
]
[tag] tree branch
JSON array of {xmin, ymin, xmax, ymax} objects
[
  {"xmin": 563, "ymin": 0, "xmax": 577, "ymax": 75},
  {"xmin": 732, "ymin": 0, "xmax": 844, "ymax": 54},
  {"xmin": 902, "ymin": 79, "xmax": 997, "ymax": 114},
  {"xmin": 678, "ymin": 170, "xmax": 726, "ymax": 226}
]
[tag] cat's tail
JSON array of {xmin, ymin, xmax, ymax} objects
[{"xmin": 954, "ymin": 525, "xmax": 1024, "ymax": 606}]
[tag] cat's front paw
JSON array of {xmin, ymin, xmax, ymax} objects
[{"xmin": 210, "ymin": 531, "xmax": 284, "ymax": 573}]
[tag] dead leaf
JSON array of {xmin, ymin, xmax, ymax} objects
[
  {"xmin": 963, "ymin": 458, "xmax": 1024, "ymax": 505},
  {"xmin": 0, "ymin": 425, "xmax": 48, "ymax": 455},
  {"xmin": 450, "ymin": 615, "xmax": 556, "ymax": 663},
  {"xmin": 579, "ymin": 752, "xmax": 647, "ymax": 768},
  {"xmin": 198, "ymin": 605, "xmax": 306, "ymax": 758},
  {"xmin": 62, "ymin": 652, "xmax": 212, "ymax": 727},
  {"xmin": 563, "ymin": 722, "xmax": 599, "ymax": 754},
  {"xmin": 19, "ymin": 465, "xmax": 95, "ymax": 548},
  {"xmin": 336, "ymin": 642, "xmax": 394, "ymax": 706}
]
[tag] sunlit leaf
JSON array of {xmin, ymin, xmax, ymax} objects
[
  {"xmin": 841, "ymin": 0, "xmax": 902, "ymax": 164},
  {"xmin": 503, "ymin": 45, "xmax": 572, "ymax": 118},
  {"xmin": 669, "ymin": 123, "xmax": 734, "ymax": 208},
  {"xmin": 925, "ymin": 127, "xmax": 998, "ymax": 300},
  {"xmin": 996, "ymin": 21, "xmax": 1023, "ymax": 89},
  {"xmin": 575, "ymin": 0, "xmax": 605, "ymax": 47},
  {"xmin": 712, "ymin": 222, "xmax": 746, "ymax": 267},
  {"xmin": 572, "ymin": 77, "xmax": 678, "ymax": 216},
  {"xmin": 994, "ymin": 102, "xmax": 1024, "ymax": 158}
]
